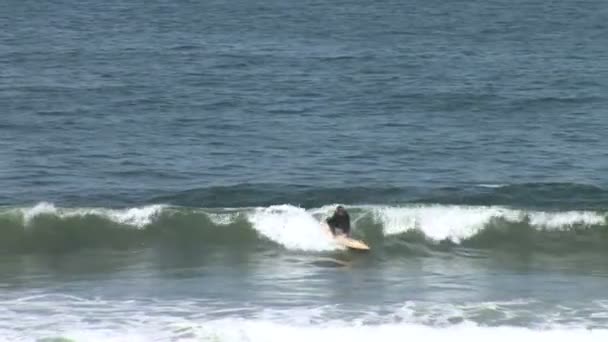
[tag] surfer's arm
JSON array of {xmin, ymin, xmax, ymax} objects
[{"xmin": 326, "ymin": 215, "xmax": 337, "ymax": 235}]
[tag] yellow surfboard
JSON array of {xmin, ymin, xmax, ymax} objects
[
  {"xmin": 322, "ymin": 223, "xmax": 370, "ymax": 251},
  {"xmin": 334, "ymin": 234, "xmax": 370, "ymax": 251}
]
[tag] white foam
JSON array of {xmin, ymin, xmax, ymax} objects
[
  {"xmin": 2, "ymin": 295, "xmax": 608, "ymax": 342},
  {"xmin": 189, "ymin": 319, "xmax": 608, "ymax": 342},
  {"xmin": 20, "ymin": 202, "xmax": 59, "ymax": 224},
  {"xmin": 368, "ymin": 205, "xmax": 606, "ymax": 242},
  {"xmin": 528, "ymin": 211, "xmax": 605, "ymax": 229},
  {"xmin": 207, "ymin": 212, "xmax": 240, "ymax": 225},
  {"xmin": 14, "ymin": 319, "xmax": 608, "ymax": 342},
  {"xmin": 18, "ymin": 202, "xmax": 166, "ymax": 228},
  {"xmin": 247, "ymin": 205, "xmax": 338, "ymax": 251},
  {"xmin": 371, "ymin": 205, "xmax": 522, "ymax": 241},
  {"xmin": 103, "ymin": 205, "xmax": 165, "ymax": 227}
]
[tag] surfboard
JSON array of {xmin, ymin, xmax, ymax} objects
[
  {"xmin": 334, "ymin": 234, "xmax": 370, "ymax": 251},
  {"xmin": 322, "ymin": 223, "xmax": 370, "ymax": 251}
]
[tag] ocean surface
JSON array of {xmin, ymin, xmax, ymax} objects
[{"xmin": 2, "ymin": 0, "xmax": 608, "ymax": 340}]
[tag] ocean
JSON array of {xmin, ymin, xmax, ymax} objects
[{"xmin": 1, "ymin": 0, "xmax": 608, "ymax": 340}]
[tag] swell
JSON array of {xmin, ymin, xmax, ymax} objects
[{"xmin": 1, "ymin": 203, "xmax": 607, "ymax": 255}]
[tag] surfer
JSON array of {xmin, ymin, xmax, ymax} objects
[{"xmin": 326, "ymin": 206, "xmax": 351, "ymax": 237}]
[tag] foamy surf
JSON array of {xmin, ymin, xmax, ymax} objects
[
  {"xmin": 8, "ymin": 320, "xmax": 608, "ymax": 342},
  {"xmin": 186, "ymin": 320, "xmax": 608, "ymax": 342},
  {"xmin": 370, "ymin": 205, "xmax": 519, "ymax": 241},
  {"xmin": 248, "ymin": 205, "xmax": 339, "ymax": 251},
  {"xmin": 368, "ymin": 205, "xmax": 606, "ymax": 242},
  {"xmin": 3, "ymin": 294, "xmax": 608, "ymax": 341}
]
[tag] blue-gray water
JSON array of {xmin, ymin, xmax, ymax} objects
[{"xmin": 1, "ymin": 0, "xmax": 608, "ymax": 340}]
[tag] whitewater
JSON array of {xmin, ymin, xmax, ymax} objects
[
  {"xmin": 4, "ymin": 294, "xmax": 608, "ymax": 341},
  {"xmin": 6, "ymin": 319, "xmax": 608, "ymax": 342}
]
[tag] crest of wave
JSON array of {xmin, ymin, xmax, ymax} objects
[
  {"xmin": 370, "ymin": 205, "xmax": 605, "ymax": 242},
  {"xmin": 17, "ymin": 202, "xmax": 166, "ymax": 228},
  {"xmin": 370, "ymin": 205, "xmax": 520, "ymax": 242}
]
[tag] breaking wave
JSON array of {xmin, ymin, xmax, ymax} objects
[{"xmin": 0, "ymin": 202, "xmax": 606, "ymax": 254}]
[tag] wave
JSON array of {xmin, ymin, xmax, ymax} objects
[
  {"xmin": 20, "ymin": 319, "xmax": 608, "ymax": 342},
  {"xmin": 1, "ymin": 202, "xmax": 607, "ymax": 255}
]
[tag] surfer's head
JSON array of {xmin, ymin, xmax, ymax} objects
[{"xmin": 336, "ymin": 205, "xmax": 346, "ymax": 215}]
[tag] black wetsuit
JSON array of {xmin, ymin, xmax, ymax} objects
[{"xmin": 326, "ymin": 212, "xmax": 351, "ymax": 236}]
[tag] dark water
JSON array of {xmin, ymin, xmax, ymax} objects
[
  {"xmin": 1, "ymin": 0, "xmax": 608, "ymax": 340},
  {"xmin": 3, "ymin": 0, "xmax": 608, "ymax": 207}
]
